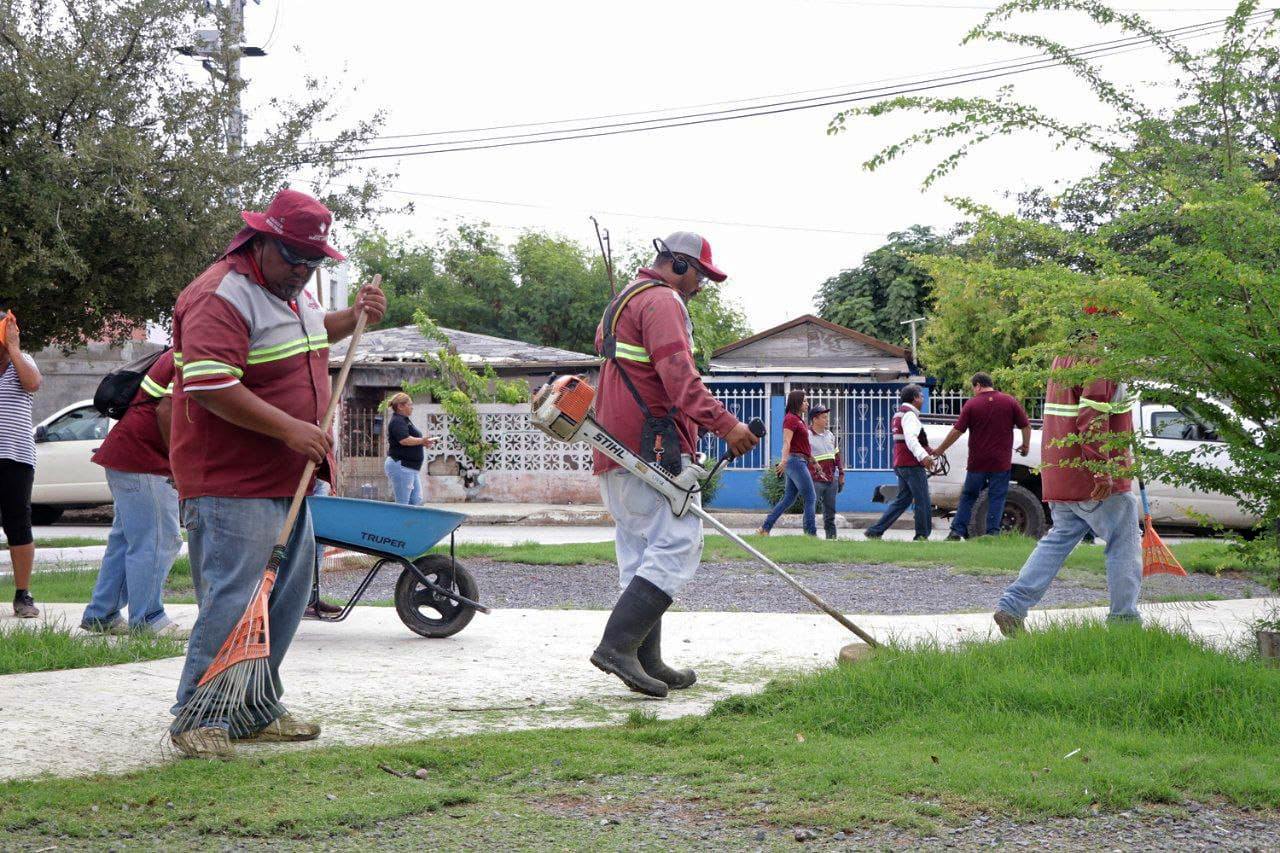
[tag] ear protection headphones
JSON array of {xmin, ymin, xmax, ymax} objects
[{"xmin": 653, "ymin": 238, "xmax": 689, "ymax": 276}]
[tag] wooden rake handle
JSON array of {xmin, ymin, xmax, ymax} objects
[{"xmin": 275, "ymin": 273, "xmax": 380, "ymax": 549}]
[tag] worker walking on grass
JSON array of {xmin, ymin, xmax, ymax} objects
[
  {"xmin": 80, "ymin": 350, "xmax": 187, "ymax": 637},
  {"xmin": 591, "ymin": 232, "xmax": 759, "ymax": 698},
  {"xmin": 865, "ymin": 384, "xmax": 935, "ymax": 541},
  {"xmin": 807, "ymin": 404, "xmax": 844, "ymax": 540},
  {"xmin": 167, "ymin": 189, "xmax": 386, "ymax": 759},
  {"xmin": 929, "ymin": 372, "xmax": 1032, "ymax": 540},
  {"xmin": 993, "ymin": 331, "xmax": 1141, "ymax": 635}
]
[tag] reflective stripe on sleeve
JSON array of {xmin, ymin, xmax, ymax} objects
[
  {"xmin": 140, "ymin": 376, "xmax": 168, "ymax": 398},
  {"xmin": 614, "ymin": 341, "xmax": 650, "ymax": 363},
  {"xmin": 1080, "ymin": 396, "xmax": 1134, "ymax": 415},
  {"xmin": 1043, "ymin": 403, "xmax": 1080, "ymax": 417},
  {"xmin": 181, "ymin": 360, "xmax": 245, "ymax": 380}
]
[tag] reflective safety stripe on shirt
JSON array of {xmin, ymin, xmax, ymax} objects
[
  {"xmin": 1044, "ymin": 398, "xmax": 1134, "ymax": 417},
  {"xmin": 1043, "ymin": 402, "xmax": 1080, "ymax": 418},
  {"xmin": 813, "ymin": 452, "xmax": 837, "ymax": 461},
  {"xmin": 247, "ymin": 332, "xmax": 330, "ymax": 365},
  {"xmin": 140, "ymin": 376, "xmax": 168, "ymax": 398},
  {"xmin": 1080, "ymin": 396, "xmax": 1134, "ymax": 415},
  {"xmin": 614, "ymin": 341, "xmax": 650, "ymax": 363},
  {"xmin": 182, "ymin": 359, "xmax": 245, "ymax": 380}
]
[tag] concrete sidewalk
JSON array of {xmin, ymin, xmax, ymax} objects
[{"xmin": 0, "ymin": 597, "xmax": 1272, "ymax": 782}]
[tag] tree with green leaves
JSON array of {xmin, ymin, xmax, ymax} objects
[
  {"xmin": 832, "ymin": 0, "xmax": 1280, "ymax": 543},
  {"xmin": 814, "ymin": 225, "xmax": 954, "ymax": 345},
  {"xmin": 352, "ymin": 226, "xmax": 752, "ymax": 363},
  {"xmin": 0, "ymin": 0, "xmax": 390, "ymax": 350}
]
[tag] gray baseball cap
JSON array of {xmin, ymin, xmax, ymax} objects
[{"xmin": 656, "ymin": 231, "xmax": 727, "ymax": 282}]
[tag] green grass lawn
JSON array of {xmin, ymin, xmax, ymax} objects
[
  {"xmin": 0, "ymin": 621, "xmax": 186, "ymax": 675},
  {"xmin": 7, "ymin": 539, "xmax": 1257, "ymax": 607},
  {"xmin": 435, "ymin": 535, "xmax": 1250, "ymax": 577},
  {"xmin": 1, "ymin": 623, "xmax": 1276, "ymax": 844},
  {"xmin": 0, "ymin": 557, "xmax": 196, "ymax": 605},
  {"xmin": 0, "ymin": 536, "xmax": 108, "ymax": 551}
]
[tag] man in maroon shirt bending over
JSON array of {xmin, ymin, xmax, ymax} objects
[
  {"xmin": 590, "ymin": 232, "xmax": 759, "ymax": 698},
  {"xmin": 930, "ymin": 372, "xmax": 1032, "ymax": 539}
]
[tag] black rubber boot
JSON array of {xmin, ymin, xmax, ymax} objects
[
  {"xmin": 638, "ymin": 618, "xmax": 697, "ymax": 690},
  {"xmin": 591, "ymin": 577, "xmax": 671, "ymax": 697}
]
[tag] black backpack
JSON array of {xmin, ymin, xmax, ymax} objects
[{"xmin": 93, "ymin": 347, "xmax": 168, "ymax": 419}]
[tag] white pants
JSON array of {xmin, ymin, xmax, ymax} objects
[{"xmin": 599, "ymin": 469, "xmax": 703, "ymax": 598}]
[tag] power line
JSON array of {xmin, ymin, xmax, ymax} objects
[
  {"xmin": 305, "ymin": 12, "xmax": 1246, "ymax": 149},
  {"xmin": 261, "ymin": 0, "xmax": 284, "ymax": 51},
  {"xmin": 318, "ymin": 13, "xmax": 1261, "ymax": 162},
  {"xmin": 381, "ymin": 188, "xmax": 893, "ymax": 237}
]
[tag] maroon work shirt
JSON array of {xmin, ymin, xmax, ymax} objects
[
  {"xmin": 92, "ymin": 350, "xmax": 175, "ymax": 477},
  {"xmin": 783, "ymin": 412, "xmax": 812, "ymax": 458},
  {"xmin": 170, "ymin": 251, "xmax": 333, "ymax": 500},
  {"xmin": 592, "ymin": 268, "xmax": 740, "ymax": 475},
  {"xmin": 953, "ymin": 390, "xmax": 1031, "ymax": 473}
]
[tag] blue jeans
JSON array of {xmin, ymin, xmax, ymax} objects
[
  {"xmin": 951, "ymin": 470, "xmax": 1012, "ymax": 538},
  {"xmin": 384, "ymin": 457, "xmax": 423, "ymax": 506},
  {"xmin": 81, "ymin": 469, "xmax": 182, "ymax": 630},
  {"xmin": 170, "ymin": 496, "xmax": 315, "ymax": 735},
  {"xmin": 762, "ymin": 456, "xmax": 817, "ymax": 536},
  {"xmin": 997, "ymin": 492, "xmax": 1142, "ymax": 621},
  {"xmin": 815, "ymin": 478, "xmax": 840, "ymax": 539},
  {"xmin": 867, "ymin": 465, "xmax": 932, "ymax": 539}
]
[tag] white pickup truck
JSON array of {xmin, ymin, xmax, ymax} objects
[{"xmin": 915, "ymin": 398, "xmax": 1259, "ymax": 538}]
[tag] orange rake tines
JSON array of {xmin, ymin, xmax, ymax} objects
[
  {"xmin": 1138, "ymin": 478, "xmax": 1186, "ymax": 578},
  {"xmin": 1141, "ymin": 513, "xmax": 1187, "ymax": 577}
]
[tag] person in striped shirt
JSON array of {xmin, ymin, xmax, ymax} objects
[{"xmin": 0, "ymin": 311, "xmax": 42, "ymax": 618}]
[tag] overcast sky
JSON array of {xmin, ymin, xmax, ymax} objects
[{"xmin": 224, "ymin": 0, "xmax": 1236, "ymax": 339}]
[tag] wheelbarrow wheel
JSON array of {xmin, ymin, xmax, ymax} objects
[{"xmin": 394, "ymin": 555, "xmax": 478, "ymax": 638}]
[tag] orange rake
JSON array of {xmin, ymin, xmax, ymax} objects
[
  {"xmin": 1139, "ymin": 478, "xmax": 1186, "ymax": 578},
  {"xmin": 171, "ymin": 276, "xmax": 377, "ymax": 738}
]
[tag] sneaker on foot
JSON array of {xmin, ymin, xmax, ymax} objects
[
  {"xmin": 146, "ymin": 621, "xmax": 191, "ymax": 640},
  {"xmin": 755, "ymin": 528, "xmax": 769, "ymax": 537},
  {"xmin": 13, "ymin": 592, "xmax": 38, "ymax": 619},
  {"xmin": 235, "ymin": 713, "xmax": 321, "ymax": 743},
  {"xmin": 81, "ymin": 615, "xmax": 128, "ymax": 634},
  {"xmin": 993, "ymin": 609, "xmax": 1025, "ymax": 637},
  {"xmin": 946, "ymin": 532, "xmax": 966, "ymax": 541},
  {"xmin": 172, "ymin": 726, "xmax": 234, "ymax": 760},
  {"xmin": 864, "ymin": 531, "xmax": 883, "ymax": 540}
]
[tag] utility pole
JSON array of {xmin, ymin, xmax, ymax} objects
[
  {"xmin": 226, "ymin": 0, "xmax": 246, "ymax": 155},
  {"xmin": 900, "ymin": 316, "xmax": 926, "ymax": 362},
  {"xmin": 176, "ymin": 1, "xmax": 265, "ymax": 156}
]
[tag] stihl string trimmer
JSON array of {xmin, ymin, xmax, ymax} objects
[{"xmin": 531, "ymin": 375, "xmax": 879, "ymax": 647}]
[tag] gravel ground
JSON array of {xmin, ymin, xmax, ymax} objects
[
  {"xmin": 18, "ymin": 798, "xmax": 1274, "ymax": 851},
  {"xmin": 320, "ymin": 558, "xmax": 1269, "ymax": 615},
  {"xmin": 538, "ymin": 795, "xmax": 1280, "ymax": 851}
]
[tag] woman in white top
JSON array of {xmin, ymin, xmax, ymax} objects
[{"xmin": 0, "ymin": 312, "xmax": 44, "ymax": 617}]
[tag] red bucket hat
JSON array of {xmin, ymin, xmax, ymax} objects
[{"xmin": 223, "ymin": 188, "xmax": 346, "ymax": 261}]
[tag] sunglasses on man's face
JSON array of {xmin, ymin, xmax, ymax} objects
[{"xmin": 274, "ymin": 239, "xmax": 326, "ymax": 271}]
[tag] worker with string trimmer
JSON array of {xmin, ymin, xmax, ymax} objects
[
  {"xmin": 167, "ymin": 190, "xmax": 386, "ymax": 759},
  {"xmin": 578, "ymin": 232, "xmax": 763, "ymax": 697}
]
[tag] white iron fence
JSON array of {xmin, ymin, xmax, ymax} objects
[
  {"xmin": 793, "ymin": 383, "xmax": 901, "ymax": 471},
  {"xmin": 699, "ymin": 383, "xmax": 771, "ymax": 470}
]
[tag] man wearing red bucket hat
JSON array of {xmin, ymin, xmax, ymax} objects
[{"xmin": 167, "ymin": 189, "xmax": 385, "ymax": 759}]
